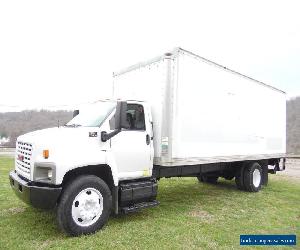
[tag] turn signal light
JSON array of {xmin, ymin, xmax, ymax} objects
[{"xmin": 43, "ymin": 150, "xmax": 49, "ymax": 159}]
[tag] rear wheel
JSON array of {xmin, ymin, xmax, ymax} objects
[
  {"xmin": 243, "ymin": 162, "xmax": 263, "ymax": 192},
  {"xmin": 197, "ymin": 175, "xmax": 218, "ymax": 184},
  {"xmin": 57, "ymin": 175, "xmax": 112, "ymax": 236}
]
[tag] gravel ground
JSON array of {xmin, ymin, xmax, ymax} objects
[
  {"xmin": 0, "ymin": 148, "xmax": 15, "ymax": 157},
  {"xmin": 278, "ymin": 158, "xmax": 300, "ymax": 181}
]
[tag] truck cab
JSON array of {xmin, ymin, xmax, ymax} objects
[{"xmin": 9, "ymin": 100, "xmax": 158, "ymax": 236}]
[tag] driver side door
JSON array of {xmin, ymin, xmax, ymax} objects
[{"xmin": 110, "ymin": 103, "xmax": 153, "ymax": 179}]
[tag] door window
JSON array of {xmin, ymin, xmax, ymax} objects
[{"xmin": 126, "ymin": 104, "xmax": 145, "ymax": 131}]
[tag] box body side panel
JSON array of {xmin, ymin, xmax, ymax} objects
[{"xmin": 172, "ymin": 52, "xmax": 286, "ymax": 162}]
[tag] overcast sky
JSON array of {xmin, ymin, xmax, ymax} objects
[{"xmin": 0, "ymin": 0, "xmax": 299, "ymax": 112}]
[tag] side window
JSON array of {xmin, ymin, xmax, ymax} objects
[{"xmin": 126, "ymin": 104, "xmax": 145, "ymax": 131}]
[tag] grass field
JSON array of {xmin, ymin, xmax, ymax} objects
[{"xmin": 0, "ymin": 156, "xmax": 299, "ymax": 250}]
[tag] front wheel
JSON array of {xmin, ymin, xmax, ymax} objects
[{"xmin": 57, "ymin": 175, "xmax": 112, "ymax": 236}]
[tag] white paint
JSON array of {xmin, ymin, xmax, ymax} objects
[
  {"xmin": 114, "ymin": 49, "xmax": 286, "ymax": 165},
  {"xmin": 72, "ymin": 187, "xmax": 103, "ymax": 227},
  {"xmin": 113, "ymin": 59, "xmax": 166, "ymax": 158},
  {"xmin": 110, "ymin": 101, "xmax": 154, "ymax": 180},
  {"xmin": 110, "ymin": 130, "xmax": 151, "ymax": 176},
  {"xmin": 252, "ymin": 169, "xmax": 261, "ymax": 188}
]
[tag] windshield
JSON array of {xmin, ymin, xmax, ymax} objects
[{"xmin": 66, "ymin": 101, "xmax": 116, "ymax": 127}]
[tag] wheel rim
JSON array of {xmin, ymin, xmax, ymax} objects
[
  {"xmin": 72, "ymin": 188, "xmax": 103, "ymax": 227},
  {"xmin": 252, "ymin": 169, "xmax": 261, "ymax": 188}
]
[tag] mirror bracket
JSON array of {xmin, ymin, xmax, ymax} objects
[{"xmin": 101, "ymin": 129, "xmax": 121, "ymax": 142}]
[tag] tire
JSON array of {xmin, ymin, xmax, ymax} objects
[
  {"xmin": 57, "ymin": 175, "xmax": 112, "ymax": 236},
  {"xmin": 197, "ymin": 175, "xmax": 218, "ymax": 184},
  {"xmin": 235, "ymin": 165, "xmax": 246, "ymax": 190},
  {"xmin": 243, "ymin": 162, "xmax": 263, "ymax": 192}
]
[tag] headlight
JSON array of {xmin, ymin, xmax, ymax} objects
[{"xmin": 33, "ymin": 162, "xmax": 56, "ymax": 184}]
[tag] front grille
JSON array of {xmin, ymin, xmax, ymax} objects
[{"xmin": 16, "ymin": 141, "xmax": 33, "ymax": 179}]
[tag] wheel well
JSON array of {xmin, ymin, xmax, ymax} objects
[{"xmin": 62, "ymin": 165, "xmax": 114, "ymax": 191}]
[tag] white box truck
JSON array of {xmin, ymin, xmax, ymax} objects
[{"xmin": 9, "ymin": 48, "xmax": 286, "ymax": 236}]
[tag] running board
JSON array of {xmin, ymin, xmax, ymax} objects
[{"xmin": 121, "ymin": 200, "xmax": 160, "ymax": 214}]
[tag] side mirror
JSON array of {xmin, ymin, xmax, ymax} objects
[
  {"xmin": 114, "ymin": 101, "xmax": 130, "ymax": 130},
  {"xmin": 102, "ymin": 101, "xmax": 129, "ymax": 142},
  {"xmin": 73, "ymin": 110, "xmax": 79, "ymax": 118}
]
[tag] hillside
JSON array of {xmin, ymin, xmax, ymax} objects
[
  {"xmin": 0, "ymin": 110, "xmax": 72, "ymax": 147},
  {"xmin": 287, "ymin": 96, "xmax": 300, "ymax": 154}
]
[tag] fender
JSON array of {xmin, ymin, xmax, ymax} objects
[{"xmin": 55, "ymin": 150, "xmax": 119, "ymax": 186}]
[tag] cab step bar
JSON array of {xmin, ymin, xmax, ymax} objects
[{"xmin": 121, "ymin": 200, "xmax": 160, "ymax": 214}]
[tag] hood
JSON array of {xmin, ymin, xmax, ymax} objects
[
  {"xmin": 18, "ymin": 127, "xmax": 100, "ymax": 148},
  {"xmin": 16, "ymin": 126, "xmax": 108, "ymax": 184}
]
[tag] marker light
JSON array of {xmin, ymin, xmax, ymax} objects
[{"xmin": 43, "ymin": 150, "xmax": 49, "ymax": 159}]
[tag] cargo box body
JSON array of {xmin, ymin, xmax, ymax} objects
[{"xmin": 113, "ymin": 48, "xmax": 286, "ymax": 166}]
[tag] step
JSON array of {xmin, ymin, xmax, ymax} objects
[{"xmin": 121, "ymin": 200, "xmax": 160, "ymax": 214}]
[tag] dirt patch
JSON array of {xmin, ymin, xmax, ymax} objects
[
  {"xmin": 38, "ymin": 239, "xmax": 52, "ymax": 250},
  {"xmin": 8, "ymin": 207, "xmax": 25, "ymax": 214},
  {"xmin": 189, "ymin": 209, "xmax": 214, "ymax": 222},
  {"xmin": 0, "ymin": 207, "xmax": 25, "ymax": 216}
]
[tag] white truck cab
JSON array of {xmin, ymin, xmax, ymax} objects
[
  {"xmin": 9, "ymin": 48, "xmax": 286, "ymax": 236},
  {"xmin": 10, "ymin": 100, "xmax": 158, "ymax": 235},
  {"xmin": 14, "ymin": 100, "xmax": 155, "ymax": 184}
]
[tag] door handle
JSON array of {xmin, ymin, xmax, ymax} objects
[{"xmin": 146, "ymin": 134, "xmax": 150, "ymax": 145}]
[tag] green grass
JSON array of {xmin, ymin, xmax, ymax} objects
[{"xmin": 0, "ymin": 156, "xmax": 299, "ymax": 250}]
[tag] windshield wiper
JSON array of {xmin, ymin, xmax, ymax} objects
[{"xmin": 63, "ymin": 124, "xmax": 82, "ymax": 128}]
